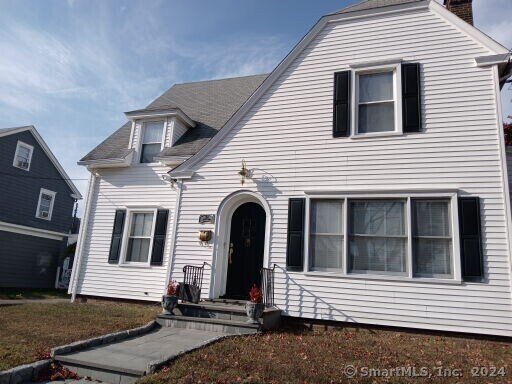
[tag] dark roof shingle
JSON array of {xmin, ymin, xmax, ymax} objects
[{"xmin": 81, "ymin": 74, "xmax": 268, "ymax": 161}]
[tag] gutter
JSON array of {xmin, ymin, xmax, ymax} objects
[
  {"xmin": 69, "ymin": 172, "xmax": 97, "ymax": 302},
  {"xmin": 163, "ymin": 179, "xmax": 184, "ymax": 293}
]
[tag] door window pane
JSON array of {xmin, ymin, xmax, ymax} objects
[
  {"xmin": 412, "ymin": 200, "xmax": 452, "ymax": 278},
  {"xmin": 349, "ymin": 200, "xmax": 407, "ymax": 275},
  {"xmin": 309, "ymin": 200, "xmax": 343, "ymax": 271},
  {"xmin": 126, "ymin": 212, "xmax": 154, "ymax": 263}
]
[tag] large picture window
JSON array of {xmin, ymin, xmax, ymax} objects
[
  {"xmin": 306, "ymin": 194, "xmax": 458, "ymax": 281},
  {"xmin": 140, "ymin": 121, "xmax": 164, "ymax": 163},
  {"xmin": 349, "ymin": 200, "xmax": 407, "ymax": 275}
]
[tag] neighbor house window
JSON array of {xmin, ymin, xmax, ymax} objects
[
  {"xmin": 309, "ymin": 200, "xmax": 344, "ymax": 271},
  {"xmin": 412, "ymin": 199, "xmax": 453, "ymax": 278},
  {"xmin": 36, "ymin": 189, "xmax": 56, "ymax": 220},
  {"xmin": 13, "ymin": 141, "xmax": 34, "ymax": 171},
  {"xmin": 305, "ymin": 194, "xmax": 458, "ymax": 280},
  {"xmin": 349, "ymin": 200, "xmax": 407, "ymax": 275},
  {"xmin": 125, "ymin": 212, "xmax": 155, "ymax": 263},
  {"xmin": 140, "ymin": 121, "xmax": 164, "ymax": 163}
]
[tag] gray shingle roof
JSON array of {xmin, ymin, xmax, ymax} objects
[
  {"xmin": 331, "ymin": 0, "xmax": 425, "ymax": 14},
  {"xmin": 81, "ymin": 74, "xmax": 268, "ymax": 162}
]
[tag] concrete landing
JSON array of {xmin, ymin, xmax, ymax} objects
[{"xmin": 54, "ymin": 327, "xmax": 227, "ymax": 384}]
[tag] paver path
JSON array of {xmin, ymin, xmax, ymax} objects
[
  {"xmin": 56, "ymin": 327, "xmax": 227, "ymax": 377},
  {"xmin": 0, "ymin": 299, "xmax": 69, "ymax": 306}
]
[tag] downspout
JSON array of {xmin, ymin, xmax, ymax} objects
[
  {"xmin": 492, "ymin": 65, "xmax": 512, "ymax": 291},
  {"xmin": 69, "ymin": 171, "xmax": 97, "ymax": 302},
  {"xmin": 163, "ymin": 179, "xmax": 184, "ymax": 294}
]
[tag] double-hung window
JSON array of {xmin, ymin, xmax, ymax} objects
[
  {"xmin": 124, "ymin": 211, "xmax": 155, "ymax": 263},
  {"xmin": 356, "ymin": 71, "xmax": 396, "ymax": 134},
  {"xmin": 309, "ymin": 200, "xmax": 344, "ymax": 271},
  {"xmin": 13, "ymin": 141, "xmax": 34, "ymax": 171},
  {"xmin": 412, "ymin": 199, "xmax": 452, "ymax": 278},
  {"xmin": 306, "ymin": 194, "xmax": 458, "ymax": 281},
  {"xmin": 36, "ymin": 189, "xmax": 56, "ymax": 220},
  {"xmin": 140, "ymin": 121, "xmax": 164, "ymax": 163}
]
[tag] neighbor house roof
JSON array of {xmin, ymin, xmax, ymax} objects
[
  {"xmin": 0, "ymin": 125, "xmax": 82, "ymax": 199},
  {"xmin": 331, "ymin": 0, "xmax": 425, "ymax": 14},
  {"xmin": 80, "ymin": 74, "xmax": 268, "ymax": 162}
]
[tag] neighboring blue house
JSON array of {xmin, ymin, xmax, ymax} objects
[{"xmin": 0, "ymin": 126, "xmax": 82, "ymax": 288}]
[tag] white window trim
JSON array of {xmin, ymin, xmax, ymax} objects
[
  {"xmin": 350, "ymin": 62, "xmax": 403, "ymax": 138},
  {"xmin": 302, "ymin": 191, "xmax": 462, "ymax": 284},
  {"xmin": 138, "ymin": 119, "xmax": 166, "ymax": 165},
  {"xmin": 13, "ymin": 141, "xmax": 34, "ymax": 171},
  {"xmin": 35, "ymin": 188, "xmax": 56, "ymax": 221},
  {"xmin": 119, "ymin": 208, "xmax": 158, "ymax": 267}
]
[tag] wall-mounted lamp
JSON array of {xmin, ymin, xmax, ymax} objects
[
  {"xmin": 238, "ymin": 159, "xmax": 250, "ymax": 185},
  {"xmin": 199, "ymin": 230, "xmax": 212, "ymax": 242}
]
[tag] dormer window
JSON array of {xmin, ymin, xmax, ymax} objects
[
  {"xmin": 13, "ymin": 141, "xmax": 34, "ymax": 171},
  {"xmin": 140, "ymin": 121, "xmax": 164, "ymax": 163}
]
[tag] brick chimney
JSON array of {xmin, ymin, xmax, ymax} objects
[{"xmin": 444, "ymin": 0, "xmax": 474, "ymax": 25}]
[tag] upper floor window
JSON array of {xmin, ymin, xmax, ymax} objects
[
  {"xmin": 140, "ymin": 121, "xmax": 164, "ymax": 163},
  {"xmin": 357, "ymin": 71, "xmax": 396, "ymax": 134},
  {"xmin": 36, "ymin": 189, "xmax": 56, "ymax": 220},
  {"xmin": 13, "ymin": 141, "xmax": 34, "ymax": 171}
]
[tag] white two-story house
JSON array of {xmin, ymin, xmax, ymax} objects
[{"xmin": 70, "ymin": 0, "xmax": 512, "ymax": 337}]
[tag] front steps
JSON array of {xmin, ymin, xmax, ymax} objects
[{"xmin": 157, "ymin": 299, "xmax": 282, "ymax": 334}]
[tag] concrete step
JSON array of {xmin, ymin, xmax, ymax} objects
[
  {"xmin": 164, "ymin": 301, "xmax": 282, "ymax": 331},
  {"xmin": 156, "ymin": 315, "xmax": 260, "ymax": 335}
]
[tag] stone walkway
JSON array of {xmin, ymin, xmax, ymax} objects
[
  {"xmin": 54, "ymin": 327, "xmax": 228, "ymax": 383},
  {"xmin": 0, "ymin": 298, "xmax": 70, "ymax": 306}
]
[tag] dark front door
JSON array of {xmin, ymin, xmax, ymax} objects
[{"xmin": 224, "ymin": 202, "xmax": 266, "ymax": 300}]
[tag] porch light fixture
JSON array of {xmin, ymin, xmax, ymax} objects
[{"xmin": 238, "ymin": 159, "xmax": 249, "ymax": 185}]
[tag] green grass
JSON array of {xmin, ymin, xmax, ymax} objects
[
  {"xmin": 0, "ymin": 288, "xmax": 70, "ymax": 300},
  {"xmin": 140, "ymin": 327, "xmax": 512, "ymax": 384},
  {"xmin": 0, "ymin": 301, "xmax": 160, "ymax": 370}
]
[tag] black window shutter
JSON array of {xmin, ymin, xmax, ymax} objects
[
  {"xmin": 108, "ymin": 209, "xmax": 126, "ymax": 264},
  {"xmin": 458, "ymin": 197, "xmax": 483, "ymax": 281},
  {"xmin": 286, "ymin": 198, "xmax": 306, "ymax": 271},
  {"xmin": 151, "ymin": 209, "xmax": 169, "ymax": 266},
  {"xmin": 333, "ymin": 71, "xmax": 351, "ymax": 137},
  {"xmin": 402, "ymin": 63, "xmax": 422, "ymax": 133}
]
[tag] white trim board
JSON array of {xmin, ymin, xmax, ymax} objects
[
  {"xmin": 0, "ymin": 221, "xmax": 68, "ymax": 241},
  {"xmin": 0, "ymin": 125, "xmax": 82, "ymax": 199},
  {"xmin": 169, "ymin": 0, "xmax": 508, "ymax": 178}
]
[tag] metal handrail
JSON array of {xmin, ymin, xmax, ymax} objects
[{"xmin": 260, "ymin": 264, "xmax": 276, "ymax": 308}]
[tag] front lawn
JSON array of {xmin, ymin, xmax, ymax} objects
[
  {"xmin": 0, "ymin": 288, "xmax": 70, "ymax": 300},
  {"xmin": 0, "ymin": 301, "xmax": 160, "ymax": 371},
  {"xmin": 140, "ymin": 326, "xmax": 512, "ymax": 384}
]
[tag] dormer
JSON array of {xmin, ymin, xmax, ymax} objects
[{"xmin": 125, "ymin": 106, "xmax": 195, "ymax": 166}]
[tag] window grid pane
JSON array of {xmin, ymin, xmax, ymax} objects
[
  {"xmin": 357, "ymin": 70, "xmax": 395, "ymax": 134},
  {"xmin": 309, "ymin": 200, "xmax": 343, "ymax": 271},
  {"xmin": 349, "ymin": 200, "xmax": 407, "ymax": 275},
  {"xmin": 412, "ymin": 200, "xmax": 453, "ymax": 278},
  {"xmin": 143, "ymin": 122, "xmax": 164, "ymax": 143},
  {"xmin": 126, "ymin": 212, "xmax": 154, "ymax": 263}
]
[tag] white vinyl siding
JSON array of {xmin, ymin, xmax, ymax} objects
[
  {"xmin": 75, "ymin": 165, "xmax": 175, "ymax": 301},
  {"xmin": 169, "ymin": 6, "xmax": 512, "ymax": 336}
]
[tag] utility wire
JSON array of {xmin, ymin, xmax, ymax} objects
[{"xmin": 0, "ymin": 171, "xmax": 88, "ymax": 181}]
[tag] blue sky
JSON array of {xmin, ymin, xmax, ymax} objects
[{"xmin": 0, "ymin": 0, "xmax": 511, "ymax": 215}]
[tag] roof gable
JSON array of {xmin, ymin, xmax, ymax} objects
[{"xmin": 0, "ymin": 126, "xmax": 82, "ymax": 199}]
